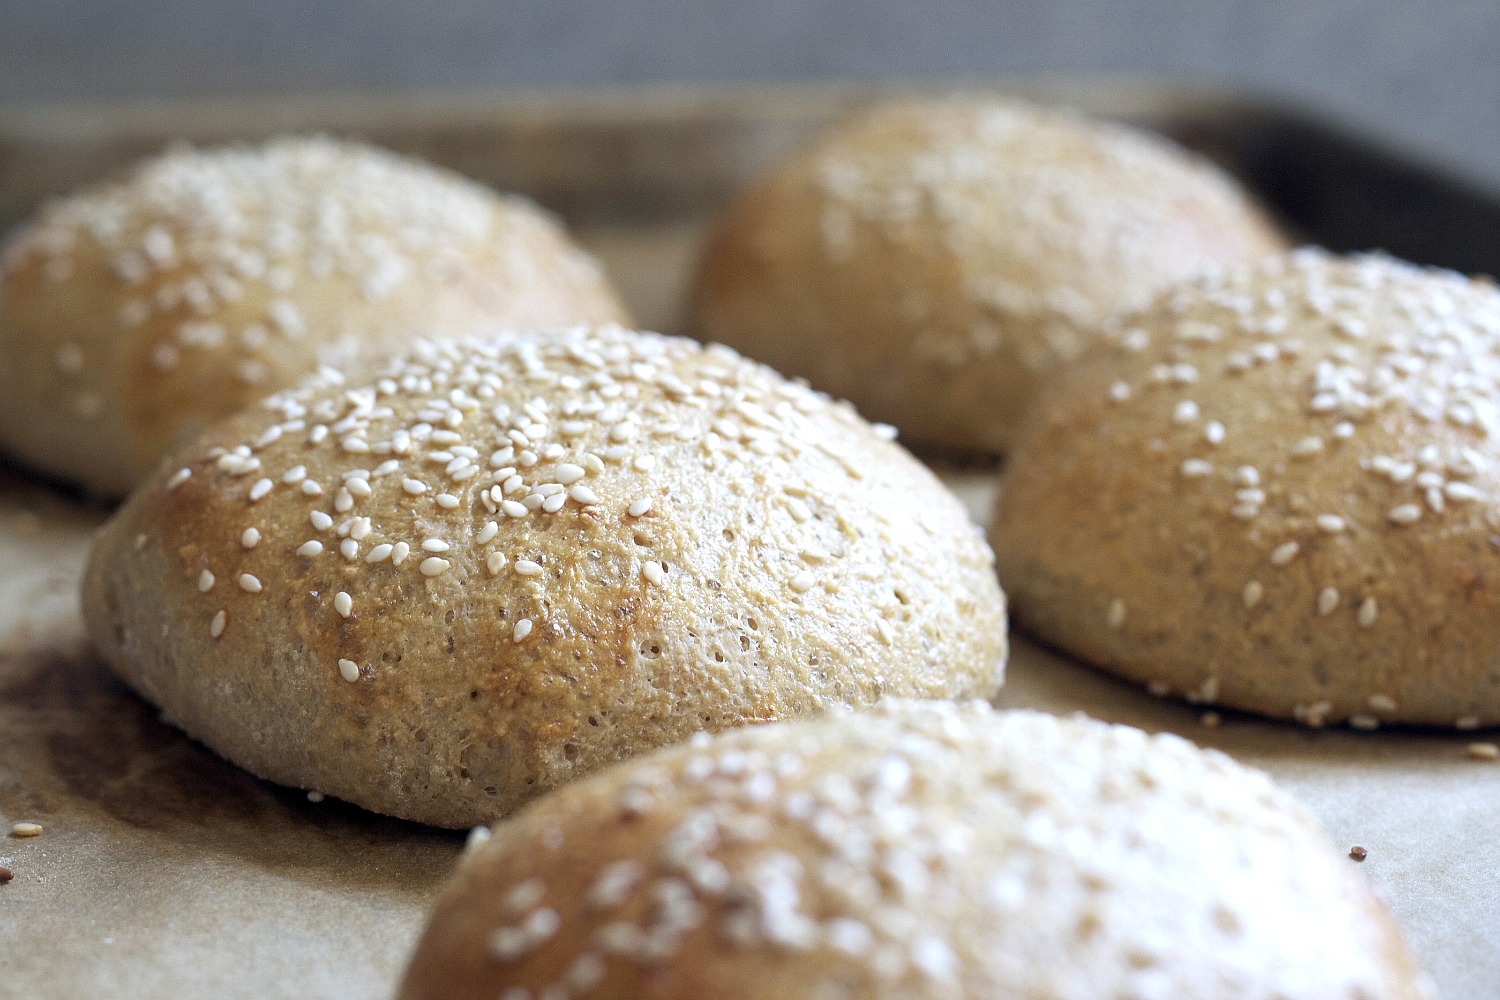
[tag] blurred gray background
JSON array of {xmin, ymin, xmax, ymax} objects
[{"xmin": 1, "ymin": 0, "xmax": 1496, "ymax": 188}]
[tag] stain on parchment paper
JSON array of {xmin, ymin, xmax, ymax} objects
[{"xmin": 0, "ymin": 641, "xmax": 462, "ymax": 895}]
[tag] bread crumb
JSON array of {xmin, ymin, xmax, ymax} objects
[
  {"xmin": 0, "ymin": 866, "xmax": 13, "ymax": 883},
  {"xmin": 1348, "ymin": 845, "xmax": 1368, "ymax": 862},
  {"xmin": 1199, "ymin": 711, "xmax": 1221, "ymax": 728}
]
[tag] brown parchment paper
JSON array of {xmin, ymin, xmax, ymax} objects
[{"xmin": 0, "ymin": 109, "xmax": 1497, "ymax": 1000}]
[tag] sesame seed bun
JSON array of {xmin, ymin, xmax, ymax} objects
[
  {"xmin": 398, "ymin": 701, "xmax": 1429, "ymax": 1000},
  {"xmin": 994, "ymin": 249, "xmax": 1500, "ymax": 728},
  {"xmin": 0, "ymin": 136, "xmax": 629, "ymax": 495},
  {"xmin": 80, "ymin": 325, "xmax": 1006, "ymax": 828},
  {"xmin": 688, "ymin": 97, "xmax": 1287, "ymax": 455}
]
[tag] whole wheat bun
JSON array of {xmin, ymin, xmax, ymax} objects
[
  {"xmin": 81, "ymin": 325, "xmax": 1006, "ymax": 828},
  {"xmin": 994, "ymin": 249, "xmax": 1500, "ymax": 728},
  {"xmin": 398, "ymin": 701, "xmax": 1430, "ymax": 1000},
  {"xmin": 0, "ymin": 136, "xmax": 629, "ymax": 495},
  {"xmin": 688, "ymin": 96, "xmax": 1287, "ymax": 454}
]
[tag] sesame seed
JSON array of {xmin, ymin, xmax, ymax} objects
[
  {"xmin": 436, "ymin": 493, "xmax": 460, "ymax": 509},
  {"xmin": 283, "ymin": 465, "xmax": 307, "ymax": 484},
  {"xmin": 198, "ymin": 570, "xmax": 215, "ymax": 593},
  {"xmin": 310, "ymin": 511, "xmax": 333, "ymax": 531},
  {"xmin": 1291, "ymin": 436, "xmax": 1324, "ymax": 457},
  {"xmin": 515, "ymin": 559, "xmax": 543, "ymax": 576},
  {"xmin": 334, "ymin": 592, "xmax": 353, "ymax": 618},
  {"xmin": 1316, "ymin": 514, "xmax": 1347, "ymax": 533},
  {"xmin": 554, "ymin": 463, "xmax": 586, "ymax": 484},
  {"xmin": 210, "ymin": 610, "xmax": 227, "ymax": 638},
  {"xmin": 402, "ymin": 478, "xmax": 428, "ymax": 495},
  {"xmin": 1172, "ymin": 400, "xmax": 1200, "ymax": 424},
  {"xmin": 513, "ymin": 618, "xmax": 533, "ymax": 642},
  {"xmin": 338, "ymin": 658, "xmax": 361, "ymax": 683},
  {"xmin": 1446, "ymin": 481, "xmax": 1482, "ymax": 502},
  {"xmin": 422, "ymin": 538, "xmax": 451, "ymax": 553},
  {"xmin": 502, "ymin": 499, "xmax": 527, "ymax": 518},
  {"xmin": 248, "ymin": 477, "xmax": 273, "ymax": 501},
  {"xmin": 1108, "ymin": 381, "xmax": 1131, "ymax": 402},
  {"xmin": 392, "ymin": 542, "xmax": 411, "ymax": 565},
  {"xmin": 1242, "ymin": 580, "xmax": 1264, "ymax": 608},
  {"xmin": 1349, "ymin": 715, "xmax": 1380, "ymax": 731},
  {"xmin": 633, "ymin": 454, "xmax": 656, "ymax": 472},
  {"xmin": 300, "ymin": 479, "xmax": 323, "ymax": 496},
  {"xmin": 1204, "ymin": 421, "xmax": 1225, "ymax": 445},
  {"xmin": 486, "ymin": 551, "xmax": 506, "ymax": 575},
  {"xmin": 477, "ymin": 521, "xmax": 499, "ymax": 543},
  {"xmin": 787, "ymin": 498, "xmax": 812, "ymax": 522},
  {"xmin": 55, "ymin": 343, "xmax": 84, "ymax": 373},
  {"xmin": 298, "ymin": 540, "xmax": 323, "ymax": 557},
  {"xmin": 1317, "ymin": 587, "xmax": 1340, "ymax": 615},
  {"xmin": 643, "ymin": 561, "xmax": 665, "ymax": 586},
  {"xmin": 340, "ymin": 538, "xmax": 358, "ymax": 559},
  {"xmin": 627, "ymin": 498, "xmax": 653, "ymax": 517},
  {"xmin": 1467, "ymin": 742, "xmax": 1500, "ymax": 760},
  {"xmin": 1180, "ymin": 458, "xmax": 1213, "ymax": 477},
  {"xmin": 10, "ymin": 822, "xmax": 43, "ymax": 838},
  {"xmin": 1106, "ymin": 598, "xmax": 1126, "ymax": 629},
  {"xmin": 241, "ymin": 527, "xmax": 261, "ymax": 549},
  {"xmin": 420, "ymin": 556, "xmax": 450, "ymax": 577},
  {"xmin": 790, "ymin": 571, "xmax": 816, "ymax": 593},
  {"xmin": 1457, "ymin": 716, "xmax": 1482, "ymax": 731},
  {"xmin": 570, "ymin": 485, "xmax": 600, "ymax": 505},
  {"xmin": 1388, "ymin": 504, "xmax": 1422, "ymax": 525},
  {"xmin": 365, "ymin": 543, "xmax": 393, "ymax": 563},
  {"xmin": 167, "ymin": 467, "xmax": 192, "ymax": 491},
  {"xmin": 1269, "ymin": 541, "xmax": 1300, "ymax": 566},
  {"xmin": 1357, "ymin": 596, "xmax": 1378, "ymax": 627},
  {"xmin": 239, "ymin": 573, "xmax": 262, "ymax": 593},
  {"xmin": 1367, "ymin": 694, "xmax": 1398, "ymax": 713}
]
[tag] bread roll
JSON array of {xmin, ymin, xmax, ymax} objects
[
  {"xmin": 82, "ymin": 325, "xmax": 1006, "ymax": 828},
  {"xmin": 689, "ymin": 96, "xmax": 1287, "ymax": 453},
  {"xmin": 0, "ymin": 136, "xmax": 629, "ymax": 494},
  {"xmin": 399, "ymin": 701, "xmax": 1430, "ymax": 1000},
  {"xmin": 994, "ymin": 249, "xmax": 1500, "ymax": 727}
]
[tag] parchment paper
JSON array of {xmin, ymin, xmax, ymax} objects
[{"xmin": 0, "ymin": 169, "xmax": 1495, "ymax": 1000}]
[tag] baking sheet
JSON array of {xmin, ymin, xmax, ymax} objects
[{"xmin": 2, "ymin": 83, "xmax": 1498, "ymax": 1000}]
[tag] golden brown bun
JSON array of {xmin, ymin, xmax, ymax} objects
[
  {"xmin": 994, "ymin": 249, "xmax": 1500, "ymax": 728},
  {"xmin": 689, "ymin": 96, "xmax": 1287, "ymax": 454},
  {"xmin": 81, "ymin": 325, "xmax": 1006, "ymax": 828},
  {"xmin": 0, "ymin": 136, "xmax": 629, "ymax": 495},
  {"xmin": 399, "ymin": 701, "xmax": 1430, "ymax": 1000}
]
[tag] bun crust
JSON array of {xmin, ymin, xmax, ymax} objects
[
  {"xmin": 689, "ymin": 97, "xmax": 1286, "ymax": 453},
  {"xmin": 0, "ymin": 136, "xmax": 629, "ymax": 494},
  {"xmin": 82, "ymin": 326, "xmax": 1006, "ymax": 828},
  {"xmin": 399, "ymin": 701, "xmax": 1429, "ymax": 1000},
  {"xmin": 994, "ymin": 250, "xmax": 1500, "ymax": 727}
]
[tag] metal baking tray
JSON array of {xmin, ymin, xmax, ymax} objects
[{"xmin": 1, "ymin": 79, "xmax": 1496, "ymax": 1000}]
